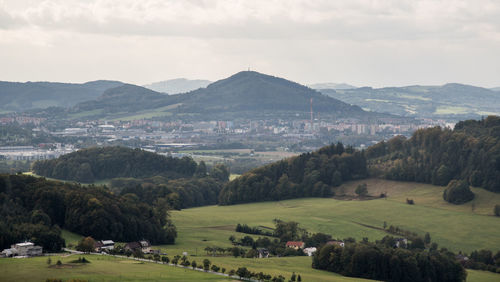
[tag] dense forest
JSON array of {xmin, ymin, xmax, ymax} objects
[
  {"xmin": 0, "ymin": 174, "xmax": 176, "ymax": 252},
  {"xmin": 32, "ymin": 146, "xmax": 198, "ymax": 182},
  {"xmin": 312, "ymin": 239, "xmax": 466, "ymax": 282},
  {"xmin": 367, "ymin": 116, "xmax": 500, "ymax": 192},
  {"xmin": 218, "ymin": 143, "xmax": 367, "ymax": 204},
  {"xmin": 109, "ymin": 168, "xmax": 227, "ymax": 210}
]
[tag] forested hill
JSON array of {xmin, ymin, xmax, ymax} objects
[
  {"xmin": 366, "ymin": 115, "xmax": 500, "ymax": 192},
  {"xmin": 173, "ymin": 71, "xmax": 384, "ymax": 120},
  {"xmin": 0, "ymin": 174, "xmax": 176, "ymax": 252},
  {"xmin": 32, "ymin": 146, "xmax": 198, "ymax": 182},
  {"xmin": 64, "ymin": 71, "xmax": 399, "ymax": 121},
  {"xmin": 72, "ymin": 84, "xmax": 181, "ymax": 114},
  {"xmin": 219, "ymin": 116, "xmax": 500, "ymax": 205},
  {"xmin": 0, "ymin": 80, "xmax": 123, "ymax": 112},
  {"xmin": 218, "ymin": 143, "xmax": 367, "ymax": 205},
  {"xmin": 320, "ymin": 83, "xmax": 500, "ymax": 120}
]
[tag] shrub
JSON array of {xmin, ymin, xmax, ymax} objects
[
  {"xmin": 355, "ymin": 183, "xmax": 368, "ymax": 197},
  {"xmin": 443, "ymin": 180, "xmax": 474, "ymax": 204}
]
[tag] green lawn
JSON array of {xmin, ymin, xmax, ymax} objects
[{"xmin": 0, "ymin": 254, "xmax": 229, "ymax": 282}]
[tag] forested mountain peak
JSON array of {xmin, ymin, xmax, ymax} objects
[{"xmin": 175, "ymin": 71, "xmax": 380, "ymax": 119}]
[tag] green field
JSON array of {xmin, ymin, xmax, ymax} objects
[
  {"xmin": 157, "ymin": 179, "xmax": 500, "ymax": 281},
  {"xmin": 5, "ymin": 179, "xmax": 499, "ymax": 281},
  {"xmin": 0, "ymin": 254, "xmax": 229, "ymax": 281},
  {"xmin": 434, "ymin": 105, "xmax": 469, "ymax": 115},
  {"xmin": 61, "ymin": 230, "xmax": 84, "ymax": 248}
]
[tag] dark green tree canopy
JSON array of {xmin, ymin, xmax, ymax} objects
[
  {"xmin": 367, "ymin": 116, "xmax": 500, "ymax": 193},
  {"xmin": 32, "ymin": 146, "xmax": 198, "ymax": 182},
  {"xmin": 443, "ymin": 180, "xmax": 475, "ymax": 205}
]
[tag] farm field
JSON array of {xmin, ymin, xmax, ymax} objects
[
  {"xmin": 169, "ymin": 182, "xmax": 500, "ymax": 254},
  {"xmin": 158, "ymin": 179, "xmax": 500, "ymax": 281},
  {"xmin": 339, "ymin": 179, "xmax": 500, "ymax": 216},
  {"xmin": 0, "ymin": 254, "xmax": 229, "ymax": 282}
]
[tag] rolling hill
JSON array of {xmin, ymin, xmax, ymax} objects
[
  {"xmin": 71, "ymin": 84, "xmax": 182, "ymax": 116},
  {"xmin": 68, "ymin": 71, "xmax": 397, "ymax": 121},
  {"xmin": 31, "ymin": 146, "xmax": 198, "ymax": 182},
  {"xmin": 319, "ymin": 83, "xmax": 500, "ymax": 120},
  {"xmin": 0, "ymin": 80, "xmax": 123, "ymax": 112}
]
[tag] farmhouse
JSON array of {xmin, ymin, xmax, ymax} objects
[
  {"xmin": 285, "ymin": 241, "xmax": 305, "ymax": 250},
  {"xmin": 125, "ymin": 240, "xmax": 151, "ymax": 253},
  {"xmin": 95, "ymin": 240, "xmax": 115, "ymax": 252},
  {"xmin": 1, "ymin": 242, "xmax": 43, "ymax": 257}
]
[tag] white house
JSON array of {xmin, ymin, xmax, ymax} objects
[
  {"xmin": 1, "ymin": 242, "xmax": 43, "ymax": 257},
  {"xmin": 303, "ymin": 247, "xmax": 317, "ymax": 256}
]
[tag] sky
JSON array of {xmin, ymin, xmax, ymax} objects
[{"xmin": 0, "ymin": 0, "xmax": 499, "ymax": 88}]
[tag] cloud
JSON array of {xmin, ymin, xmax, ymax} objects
[
  {"xmin": 0, "ymin": 0, "xmax": 498, "ymax": 41},
  {"xmin": 0, "ymin": 0, "xmax": 499, "ymax": 87}
]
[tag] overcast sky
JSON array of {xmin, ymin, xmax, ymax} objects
[{"xmin": 1, "ymin": 0, "xmax": 499, "ymax": 88}]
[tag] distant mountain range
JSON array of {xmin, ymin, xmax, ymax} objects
[
  {"xmin": 491, "ymin": 87, "xmax": 500, "ymax": 92},
  {"xmin": 66, "ymin": 71, "xmax": 387, "ymax": 121},
  {"xmin": 2, "ymin": 73, "xmax": 497, "ymax": 122},
  {"xmin": 143, "ymin": 78, "xmax": 212, "ymax": 94},
  {"xmin": 0, "ymin": 80, "xmax": 123, "ymax": 112},
  {"xmin": 319, "ymin": 83, "xmax": 500, "ymax": 120},
  {"xmin": 308, "ymin": 82, "xmax": 357, "ymax": 90}
]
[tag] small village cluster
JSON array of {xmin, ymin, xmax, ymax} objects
[{"xmin": 284, "ymin": 240, "xmax": 345, "ymax": 257}]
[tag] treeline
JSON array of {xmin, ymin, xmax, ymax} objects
[
  {"xmin": 464, "ymin": 249, "xmax": 500, "ymax": 274},
  {"xmin": 0, "ymin": 174, "xmax": 176, "ymax": 252},
  {"xmin": 367, "ymin": 116, "xmax": 500, "ymax": 192},
  {"xmin": 32, "ymin": 146, "xmax": 198, "ymax": 183},
  {"xmin": 219, "ymin": 143, "xmax": 367, "ymax": 204},
  {"xmin": 235, "ymin": 223, "xmax": 273, "ymax": 237},
  {"xmin": 110, "ymin": 175, "xmax": 224, "ymax": 210},
  {"xmin": 313, "ymin": 238, "xmax": 466, "ymax": 282}
]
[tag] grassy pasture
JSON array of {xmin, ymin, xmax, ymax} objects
[
  {"xmin": 0, "ymin": 254, "xmax": 229, "ymax": 281},
  {"xmin": 339, "ymin": 179, "xmax": 500, "ymax": 216},
  {"xmin": 169, "ymin": 181, "xmax": 500, "ymax": 254},
  {"xmin": 61, "ymin": 230, "xmax": 84, "ymax": 248},
  {"xmin": 159, "ymin": 179, "xmax": 500, "ymax": 281}
]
